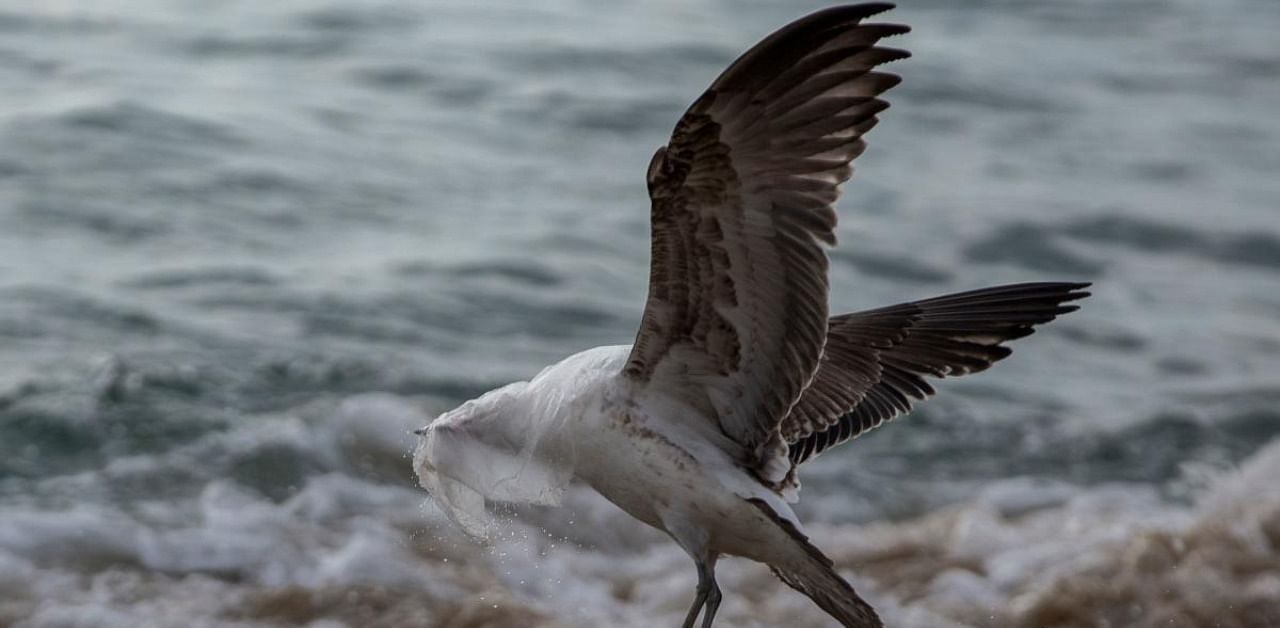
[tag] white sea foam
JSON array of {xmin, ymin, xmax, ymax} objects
[
  {"xmin": 2, "ymin": 394, "xmax": 1278, "ymax": 627},
  {"xmin": 3, "ymin": 0, "xmax": 1278, "ymax": 624}
]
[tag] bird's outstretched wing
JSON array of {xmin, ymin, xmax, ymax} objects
[
  {"xmin": 622, "ymin": 4, "xmax": 909, "ymax": 470},
  {"xmin": 784, "ymin": 282, "xmax": 1092, "ymax": 465}
]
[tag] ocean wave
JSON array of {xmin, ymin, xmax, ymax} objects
[
  {"xmin": 1, "ymin": 394, "xmax": 1277, "ymax": 627},
  {"xmin": 57, "ymin": 102, "xmax": 244, "ymax": 148},
  {"xmin": 2, "ymin": 0, "xmax": 1278, "ymax": 625},
  {"xmin": 393, "ymin": 259, "xmax": 563, "ymax": 288},
  {"xmin": 963, "ymin": 223, "xmax": 1106, "ymax": 277},
  {"xmin": 180, "ymin": 34, "xmax": 351, "ymax": 60},
  {"xmin": 294, "ymin": 7, "xmax": 422, "ymax": 34},
  {"xmin": 121, "ymin": 267, "xmax": 282, "ymax": 290},
  {"xmin": 1061, "ymin": 215, "xmax": 1280, "ymax": 272},
  {"xmin": 830, "ymin": 248, "xmax": 954, "ymax": 285},
  {"xmin": 963, "ymin": 213, "xmax": 1280, "ymax": 277}
]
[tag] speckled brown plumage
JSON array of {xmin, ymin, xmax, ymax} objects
[
  {"xmin": 785, "ymin": 282, "xmax": 1092, "ymax": 465},
  {"xmin": 624, "ymin": 4, "xmax": 910, "ymax": 474}
]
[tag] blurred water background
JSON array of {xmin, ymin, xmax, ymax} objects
[{"xmin": 2, "ymin": 0, "xmax": 1279, "ymax": 626}]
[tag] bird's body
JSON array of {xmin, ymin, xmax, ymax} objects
[
  {"xmin": 414, "ymin": 4, "xmax": 1090, "ymax": 626},
  {"xmin": 543, "ymin": 346, "xmax": 801, "ymax": 557},
  {"xmin": 419, "ymin": 342, "xmax": 880, "ymax": 624},
  {"xmin": 423, "ymin": 344, "xmax": 798, "ymax": 543}
]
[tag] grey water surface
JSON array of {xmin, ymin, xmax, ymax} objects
[{"xmin": 2, "ymin": 0, "xmax": 1278, "ymax": 626}]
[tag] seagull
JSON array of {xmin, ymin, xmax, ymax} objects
[{"xmin": 413, "ymin": 4, "xmax": 1089, "ymax": 627}]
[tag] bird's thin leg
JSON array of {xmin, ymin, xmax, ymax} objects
[
  {"xmin": 699, "ymin": 555, "xmax": 722, "ymax": 628},
  {"xmin": 680, "ymin": 560, "xmax": 711, "ymax": 628}
]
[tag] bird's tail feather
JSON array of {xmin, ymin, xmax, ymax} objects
[
  {"xmin": 771, "ymin": 552, "xmax": 881, "ymax": 628},
  {"xmin": 748, "ymin": 499, "xmax": 881, "ymax": 627}
]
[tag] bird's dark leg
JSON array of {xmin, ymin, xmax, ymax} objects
[
  {"xmin": 699, "ymin": 555, "xmax": 722, "ymax": 628},
  {"xmin": 680, "ymin": 554, "xmax": 721, "ymax": 628},
  {"xmin": 679, "ymin": 566, "xmax": 709, "ymax": 628}
]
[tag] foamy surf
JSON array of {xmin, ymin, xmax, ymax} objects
[
  {"xmin": 3, "ymin": 0, "xmax": 1279, "ymax": 624},
  {"xmin": 1, "ymin": 394, "xmax": 1276, "ymax": 627}
]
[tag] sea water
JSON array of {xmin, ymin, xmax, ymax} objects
[{"xmin": 2, "ymin": 0, "xmax": 1278, "ymax": 626}]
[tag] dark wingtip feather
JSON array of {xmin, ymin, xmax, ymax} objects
[
  {"xmin": 787, "ymin": 280, "xmax": 1092, "ymax": 464},
  {"xmin": 859, "ymin": 2, "xmax": 897, "ymax": 18},
  {"xmin": 810, "ymin": 3, "xmax": 896, "ymax": 21},
  {"xmin": 875, "ymin": 23, "xmax": 911, "ymax": 38},
  {"xmin": 877, "ymin": 47, "xmax": 913, "ymax": 64}
]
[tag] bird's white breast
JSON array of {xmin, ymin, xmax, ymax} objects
[{"xmin": 415, "ymin": 343, "xmax": 801, "ymax": 553}]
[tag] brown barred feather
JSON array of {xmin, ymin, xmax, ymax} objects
[
  {"xmin": 623, "ymin": 4, "xmax": 908, "ymax": 474},
  {"xmin": 785, "ymin": 282, "xmax": 1091, "ymax": 465}
]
